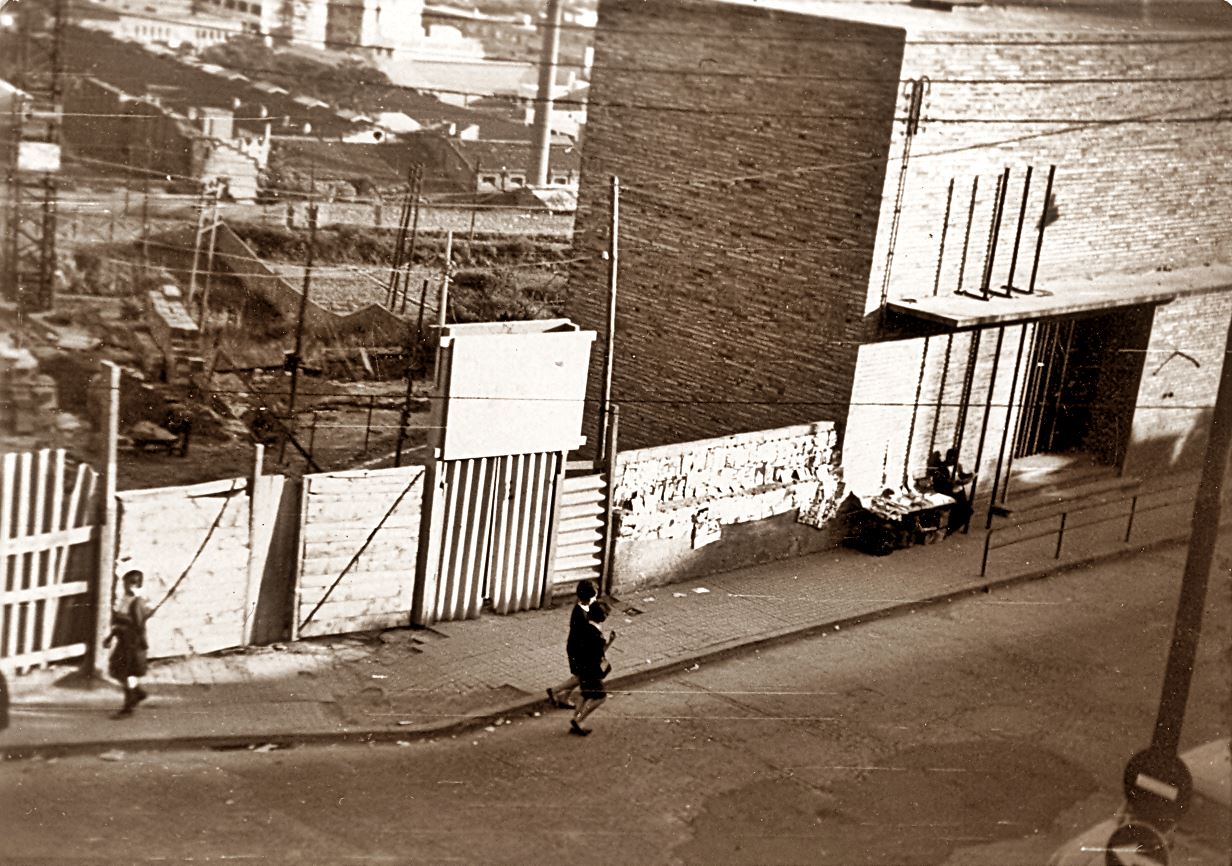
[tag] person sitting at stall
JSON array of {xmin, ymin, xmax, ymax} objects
[{"xmin": 930, "ymin": 448, "xmax": 974, "ymax": 536}]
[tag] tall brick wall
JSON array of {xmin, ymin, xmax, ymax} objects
[
  {"xmin": 844, "ymin": 322, "xmax": 1031, "ymax": 498},
  {"xmin": 868, "ymin": 34, "xmax": 1232, "ymax": 310},
  {"xmin": 1125, "ymin": 291, "xmax": 1232, "ymax": 477},
  {"xmin": 567, "ymin": 0, "xmax": 905, "ymax": 452}
]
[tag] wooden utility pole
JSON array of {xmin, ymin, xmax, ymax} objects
[
  {"xmin": 87, "ymin": 361, "xmax": 120, "ymax": 678},
  {"xmin": 287, "ymin": 202, "xmax": 319, "ymax": 432},
  {"xmin": 433, "ymin": 231, "xmax": 453, "ymax": 383},
  {"xmin": 596, "ymin": 176, "xmax": 620, "ymax": 456},
  {"xmin": 402, "ymin": 166, "xmax": 424, "ymax": 314},
  {"xmin": 197, "ymin": 185, "xmax": 221, "ymax": 331},
  {"xmin": 187, "ymin": 183, "xmax": 209, "ymax": 309}
]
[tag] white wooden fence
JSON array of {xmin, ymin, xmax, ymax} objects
[{"xmin": 0, "ymin": 450, "xmax": 99, "ymax": 672}]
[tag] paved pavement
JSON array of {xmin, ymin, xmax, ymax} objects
[{"xmin": 1, "ymin": 471, "xmax": 1214, "ymax": 759}]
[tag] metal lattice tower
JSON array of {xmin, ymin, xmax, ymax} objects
[{"xmin": 2, "ymin": 0, "xmax": 64, "ymax": 315}]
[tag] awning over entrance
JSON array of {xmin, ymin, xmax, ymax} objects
[{"xmin": 886, "ymin": 263, "xmax": 1232, "ymax": 329}]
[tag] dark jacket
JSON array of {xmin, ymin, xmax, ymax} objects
[{"xmin": 107, "ymin": 595, "xmax": 150, "ymax": 680}]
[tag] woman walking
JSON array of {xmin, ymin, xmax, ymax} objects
[
  {"xmin": 569, "ymin": 603, "xmax": 615, "ymax": 737},
  {"xmin": 105, "ymin": 569, "xmax": 151, "ymax": 718}
]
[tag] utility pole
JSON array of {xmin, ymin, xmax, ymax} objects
[
  {"xmin": 530, "ymin": 0, "xmax": 563, "ymax": 188},
  {"xmin": 1118, "ymin": 313, "xmax": 1232, "ymax": 835},
  {"xmin": 432, "ymin": 231, "xmax": 453, "ymax": 383},
  {"xmin": 596, "ymin": 176, "xmax": 619, "ymax": 456},
  {"xmin": 402, "ymin": 165, "xmax": 423, "ymax": 314},
  {"xmin": 286, "ymin": 201, "xmax": 318, "ymax": 437},
  {"xmin": 3, "ymin": 0, "xmax": 65, "ymax": 317},
  {"xmin": 197, "ymin": 183, "xmax": 221, "ymax": 331},
  {"xmin": 187, "ymin": 182, "xmax": 209, "ymax": 309}
]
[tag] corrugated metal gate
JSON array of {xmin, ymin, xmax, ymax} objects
[
  {"xmin": 415, "ymin": 451, "xmax": 564, "ymax": 624},
  {"xmin": 551, "ymin": 468, "xmax": 606, "ymax": 599}
]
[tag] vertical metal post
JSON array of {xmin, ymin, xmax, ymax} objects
[
  {"xmin": 1028, "ymin": 322, "xmax": 1061, "ymax": 455},
  {"xmin": 956, "ymin": 177, "xmax": 979, "ymax": 297},
  {"xmin": 597, "ymin": 176, "xmax": 620, "ymax": 456},
  {"xmin": 1147, "ymin": 309, "xmax": 1232, "ymax": 755},
  {"xmin": 599, "ymin": 405, "xmax": 620, "ymax": 597},
  {"xmin": 1045, "ymin": 320, "xmax": 1076, "ymax": 452},
  {"xmin": 1003, "ymin": 165, "xmax": 1033, "ymax": 293},
  {"xmin": 1028, "ymin": 164, "xmax": 1056, "ymax": 294},
  {"xmin": 307, "ymin": 411, "xmax": 318, "ymax": 459},
  {"xmin": 903, "ymin": 338, "xmax": 929, "ymax": 486},
  {"xmin": 932, "ymin": 178, "xmax": 954, "ymax": 297},
  {"xmin": 1125, "ymin": 495, "xmax": 1138, "ymax": 543},
  {"xmin": 952, "ymin": 330, "xmax": 982, "ymax": 462},
  {"xmin": 928, "ymin": 334, "xmax": 953, "ymax": 457},
  {"xmin": 87, "ymin": 361, "xmax": 120, "ymax": 677},
  {"xmin": 966, "ymin": 327, "xmax": 1004, "ymax": 533},
  {"xmin": 985, "ymin": 324, "xmax": 1028, "ymax": 529},
  {"xmin": 979, "ymin": 169, "xmax": 1009, "ymax": 298},
  {"xmin": 980, "ymin": 529, "xmax": 993, "ymax": 578},
  {"xmin": 1054, "ymin": 511, "xmax": 1067, "ymax": 559},
  {"xmin": 1004, "ymin": 321, "xmax": 1036, "ymax": 492}
]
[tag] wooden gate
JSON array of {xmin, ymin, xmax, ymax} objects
[
  {"xmin": 1, "ymin": 449, "xmax": 99, "ymax": 671},
  {"xmin": 294, "ymin": 465, "xmax": 425, "ymax": 639},
  {"xmin": 415, "ymin": 451, "xmax": 564, "ymax": 624}
]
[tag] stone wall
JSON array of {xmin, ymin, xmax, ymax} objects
[{"xmin": 610, "ymin": 421, "xmax": 847, "ymax": 592}]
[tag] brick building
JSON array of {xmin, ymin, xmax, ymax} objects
[{"xmin": 566, "ymin": 0, "xmax": 1232, "ymax": 509}]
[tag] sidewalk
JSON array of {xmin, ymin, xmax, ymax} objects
[{"xmin": 1, "ymin": 473, "xmax": 1208, "ymax": 759}]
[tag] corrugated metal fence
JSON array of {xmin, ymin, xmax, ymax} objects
[{"xmin": 415, "ymin": 452, "xmax": 564, "ymax": 624}]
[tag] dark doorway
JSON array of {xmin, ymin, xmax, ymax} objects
[{"xmin": 1013, "ymin": 307, "xmax": 1153, "ymax": 466}]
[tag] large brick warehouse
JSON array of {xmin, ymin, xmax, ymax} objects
[{"xmin": 566, "ymin": 0, "xmax": 1232, "ymax": 517}]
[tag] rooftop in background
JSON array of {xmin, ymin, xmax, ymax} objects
[
  {"xmin": 62, "ymin": 25, "xmax": 534, "ymax": 141},
  {"xmin": 716, "ymin": 0, "xmax": 1232, "ymax": 32}
]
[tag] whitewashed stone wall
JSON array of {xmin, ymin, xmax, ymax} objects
[{"xmin": 612, "ymin": 421, "xmax": 845, "ymax": 548}]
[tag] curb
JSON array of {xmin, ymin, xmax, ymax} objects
[{"xmin": 1, "ymin": 530, "xmax": 1192, "ymax": 762}]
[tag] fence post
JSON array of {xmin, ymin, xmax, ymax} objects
[
  {"xmin": 363, "ymin": 395, "xmax": 374, "ymax": 453},
  {"xmin": 86, "ymin": 361, "xmax": 120, "ymax": 678},
  {"xmin": 1125, "ymin": 495, "xmax": 1138, "ymax": 544},
  {"xmin": 980, "ymin": 528, "xmax": 993, "ymax": 578},
  {"xmin": 1054, "ymin": 511, "xmax": 1067, "ymax": 559},
  {"xmin": 242, "ymin": 444, "xmax": 264, "ymax": 645},
  {"xmin": 308, "ymin": 412, "xmax": 318, "ymax": 461}
]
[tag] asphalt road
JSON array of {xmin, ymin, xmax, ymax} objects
[{"xmin": 5, "ymin": 540, "xmax": 1230, "ymax": 865}]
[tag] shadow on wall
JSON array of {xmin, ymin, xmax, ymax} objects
[
  {"xmin": 1123, "ymin": 407, "xmax": 1213, "ymax": 479},
  {"xmin": 611, "ymin": 497, "xmax": 861, "ymax": 596}
]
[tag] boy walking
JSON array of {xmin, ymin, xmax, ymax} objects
[{"xmin": 547, "ymin": 579, "xmax": 598, "ymax": 710}]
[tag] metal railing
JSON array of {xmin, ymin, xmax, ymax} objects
[{"xmin": 979, "ymin": 478, "xmax": 1200, "ymax": 577}]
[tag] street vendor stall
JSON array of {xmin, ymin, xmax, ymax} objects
[{"xmin": 851, "ymin": 488, "xmax": 955, "ymax": 556}]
